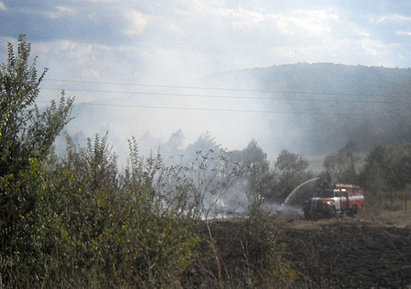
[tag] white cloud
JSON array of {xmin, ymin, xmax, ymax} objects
[
  {"xmin": 160, "ymin": 5, "xmax": 377, "ymax": 70},
  {"xmin": 77, "ymin": 0, "xmax": 121, "ymax": 2},
  {"xmin": 34, "ymin": 40, "xmax": 112, "ymax": 68},
  {"xmin": 7, "ymin": 0, "xmax": 409, "ymax": 87},
  {"xmin": 396, "ymin": 31, "xmax": 411, "ymax": 36},
  {"xmin": 361, "ymin": 38, "xmax": 390, "ymax": 56},
  {"xmin": 290, "ymin": 9, "xmax": 341, "ymax": 36},
  {"xmin": 123, "ymin": 9, "xmax": 150, "ymax": 37},
  {"xmin": 0, "ymin": 1, "xmax": 6, "ymax": 11},
  {"xmin": 46, "ymin": 5, "xmax": 76, "ymax": 19},
  {"xmin": 227, "ymin": 7, "xmax": 266, "ymax": 30},
  {"xmin": 197, "ymin": 7, "xmax": 342, "ymax": 37},
  {"xmin": 372, "ymin": 14, "xmax": 411, "ymax": 24}
]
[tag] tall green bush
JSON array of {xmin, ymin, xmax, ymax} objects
[{"xmin": 0, "ymin": 35, "xmax": 73, "ymax": 286}]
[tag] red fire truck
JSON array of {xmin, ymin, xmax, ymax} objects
[{"xmin": 302, "ymin": 184, "xmax": 364, "ymax": 219}]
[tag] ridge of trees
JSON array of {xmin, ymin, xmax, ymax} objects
[{"xmin": 209, "ymin": 62, "xmax": 411, "ymax": 155}]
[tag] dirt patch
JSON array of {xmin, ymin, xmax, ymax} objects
[
  {"xmin": 190, "ymin": 212, "xmax": 411, "ymax": 288},
  {"xmin": 277, "ymin": 216, "xmax": 411, "ymax": 288}
]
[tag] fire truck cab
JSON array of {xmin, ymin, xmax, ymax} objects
[{"xmin": 302, "ymin": 184, "xmax": 364, "ymax": 219}]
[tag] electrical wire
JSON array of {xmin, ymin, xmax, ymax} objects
[
  {"xmin": 36, "ymin": 100, "xmax": 406, "ymax": 116},
  {"xmin": 42, "ymin": 78, "xmax": 394, "ymax": 98},
  {"xmin": 37, "ymin": 78, "xmax": 410, "ymax": 116},
  {"xmin": 40, "ymin": 87, "xmax": 394, "ymax": 104}
]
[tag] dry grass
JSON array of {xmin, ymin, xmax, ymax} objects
[{"xmin": 188, "ymin": 205, "xmax": 411, "ymax": 288}]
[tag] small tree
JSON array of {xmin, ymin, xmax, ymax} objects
[
  {"xmin": 274, "ymin": 150, "xmax": 312, "ymax": 202},
  {"xmin": 323, "ymin": 139, "xmax": 361, "ymax": 184},
  {"xmin": 230, "ymin": 139, "xmax": 275, "ymax": 217},
  {"xmin": 360, "ymin": 143, "xmax": 411, "ymax": 208},
  {"xmin": 0, "ymin": 35, "xmax": 74, "ymax": 285}
]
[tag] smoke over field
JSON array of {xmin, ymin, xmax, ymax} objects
[
  {"xmin": 49, "ymin": 63, "xmax": 411, "ymax": 169},
  {"xmin": 3, "ymin": 1, "xmax": 411, "ymax": 287}
]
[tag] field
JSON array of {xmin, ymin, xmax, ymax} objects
[{"xmin": 186, "ymin": 207, "xmax": 411, "ymax": 288}]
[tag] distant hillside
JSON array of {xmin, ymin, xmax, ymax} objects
[{"xmin": 209, "ymin": 63, "xmax": 411, "ymax": 155}]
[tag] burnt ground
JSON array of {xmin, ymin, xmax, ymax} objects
[
  {"xmin": 189, "ymin": 210, "xmax": 411, "ymax": 288},
  {"xmin": 276, "ymin": 216, "xmax": 411, "ymax": 288}
]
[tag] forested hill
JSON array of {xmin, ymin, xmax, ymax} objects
[{"xmin": 209, "ymin": 63, "xmax": 411, "ymax": 155}]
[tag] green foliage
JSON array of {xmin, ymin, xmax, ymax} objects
[
  {"xmin": 360, "ymin": 143, "xmax": 411, "ymax": 204},
  {"xmin": 0, "ymin": 36, "xmax": 199, "ymax": 288},
  {"xmin": 0, "ymin": 35, "xmax": 73, "ymax": 171},
  {"xmin": 0, "ymin": 35, "xmax": 74, "ymax": 286},
  {"xmin": 274, "ymin": 150, "xmax": 313, "ymax": 201},
  {"xmin": 39, "ymin": 134, "xmax": 199, "ymax": 287},
  {"xmin": 241, "ymin": 139, "xmax": 271, "ymax": 192},
  {"xmin": 231, "ymin": 139, "xmax": 274, "ymax": 217},
  {"xmin": 323, "ymin": 139, "xmax": 361, "ymax": 184}
]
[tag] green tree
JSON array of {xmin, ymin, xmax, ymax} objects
[
  {"xmin": 274, "ymin": 150, "xmax": 312, "ymax": 201},
  {"xmin": 230, "ymin": 139, "xmax": 274, "ymax": 216},
  {"xmin": 323, "ymin": 139, "xmax": 361, "ymax": 184},
  {"xmin": 360, "ymin": 145, "xmax": 389, "ymax": 201},
  {"xmin": 231, "ymin": 140, "xmax": 271, "ymax": 191},
  {"xmin": 360, "ymin": 143, "xmax": 411, "ymax": 207},
  {"xmin": 0, "ymin": 35, "xmax": 74, "ymax": 285}
]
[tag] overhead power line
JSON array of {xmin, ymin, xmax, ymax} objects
[
  {"xmin": 43, "ymin": 78, "xmax": 391, "ymax": 98},
  {"xmin": 36, "ymin": 100, "xmax": 406, "ymax": 116},
  {"xmin": 41, "ymin": 87, "xmax": 393, "ymax": 104}
]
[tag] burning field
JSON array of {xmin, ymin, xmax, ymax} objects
[{"xmin": 187, "ymin": 209, "xmax": 411, "ymax": 288}]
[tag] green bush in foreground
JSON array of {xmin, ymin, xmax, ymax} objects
[
  {"xmin": 0, "ymin": 34, "xmax": 74, "ymax": 286},
  {"xmin": 0, "ymin": 35, "xmax": 199, "ymax": 288}
]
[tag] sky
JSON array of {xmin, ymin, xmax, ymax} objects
[{"xmin": 1, "ymin": 0, "xmax": 411, "ymax": 161}]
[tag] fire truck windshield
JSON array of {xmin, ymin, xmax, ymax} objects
[{"xmin": 314, "ymin": 190, "xmax": 334, "ymax": 198}]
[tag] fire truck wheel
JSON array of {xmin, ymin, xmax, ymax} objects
[{"xmin": 326, "ymin": 207, "xmax": 337, "ymax": 218}]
